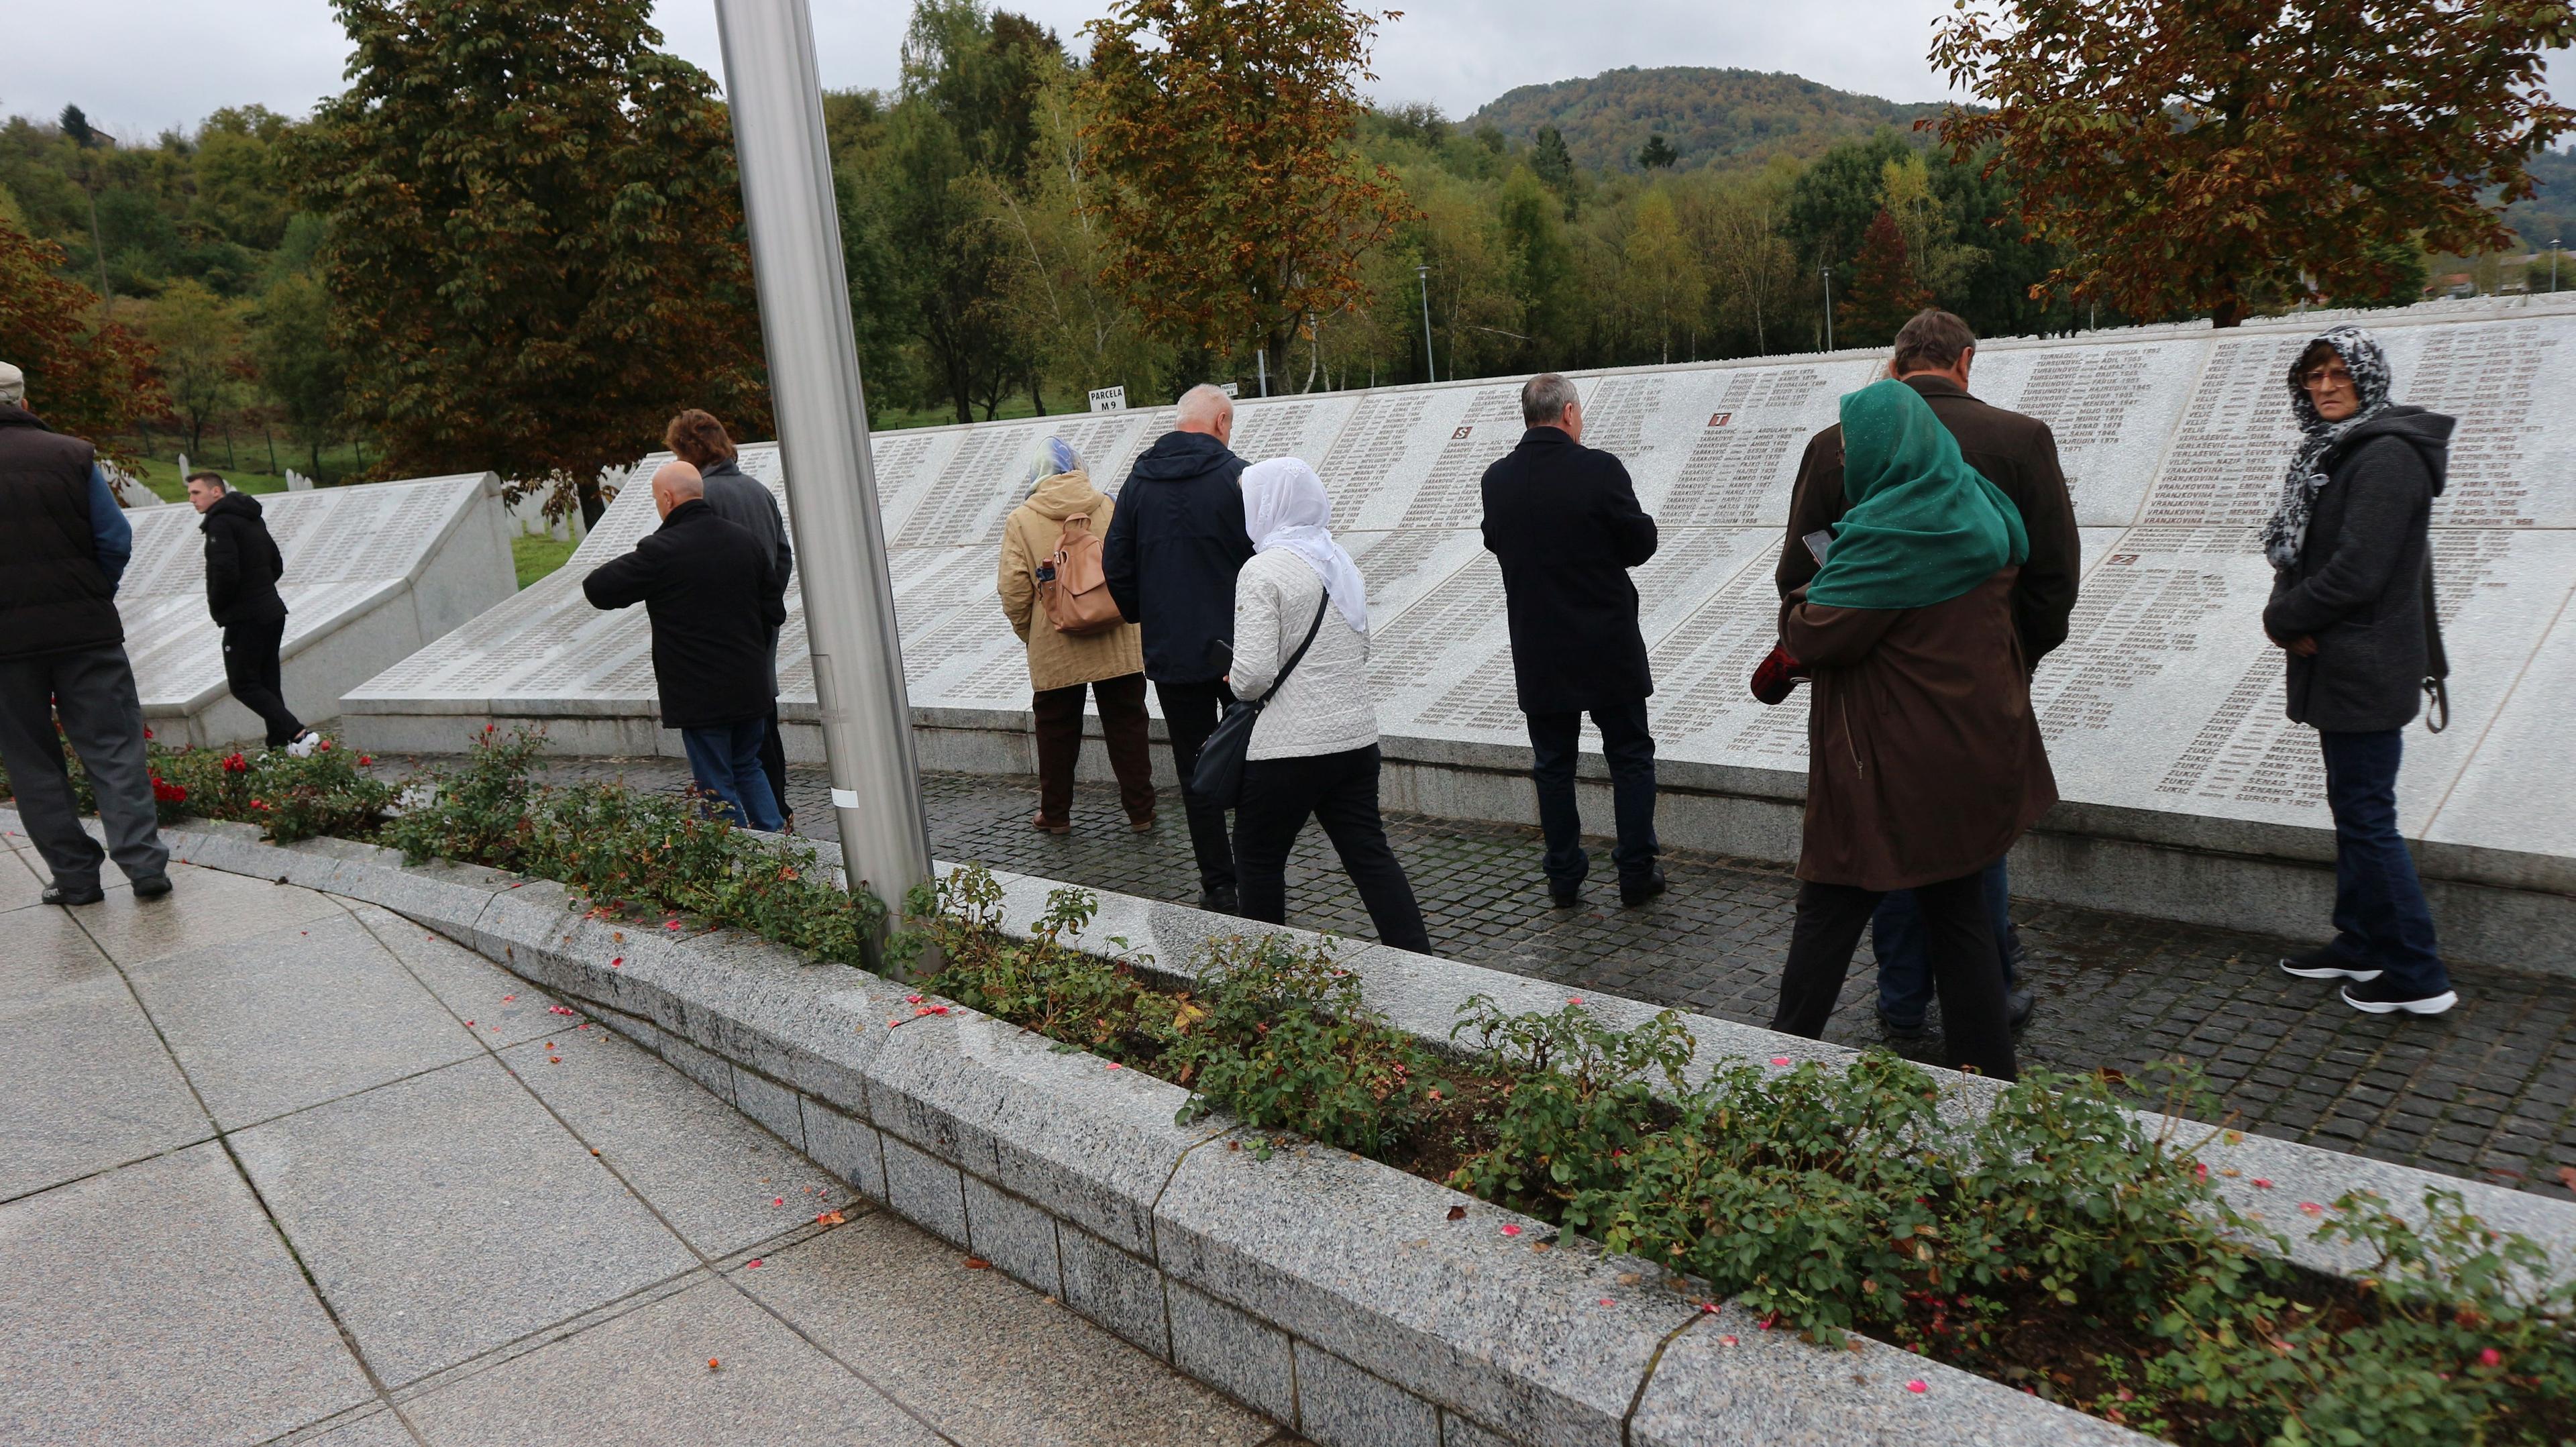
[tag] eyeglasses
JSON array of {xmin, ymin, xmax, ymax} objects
[{"xmin": 2302, "ymin": 365, "xmax": 2355, "ymax": 390}]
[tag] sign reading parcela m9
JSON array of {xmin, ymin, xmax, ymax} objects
[
  {"xmin": 337, "ymin": 297, "xmax": 2576, "ymax": 964},
  {"xmin": 121, "ymin": 473, "xmax": 516, "ymax": 748},
  {"xmin": 1087, "ymin": 386, "xmax": 1126, "ymax": 413}
]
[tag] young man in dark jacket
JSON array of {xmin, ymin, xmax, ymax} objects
[
  {"xmin": 665, "ymin": 409, "xmax": 796, "ymax": 827},
  {"xmin": 1480, "ymin": 373, "xmax": 1666, "ymax": 908},
  {"xmin": 1102, "ymin": 383, "xmax": 1253, "ymax": 912},
  {"xmin": 2262, "ymin": 327, "xmax": 2457, "ymax": 1017},
  {"xmin": 0, "ymin": 366, "xmax": 172, "ymax": 904},
  {"xmin": 187, "ymin": 472, "xmax": 319, "ymax": 754},
  {"xmin": 583, "ymin": 461, "xmax": 788, "ymax": 831},
  {"xmin": 1778, "ymin": 310, "xmax": 2074, "ymax": 1036}
]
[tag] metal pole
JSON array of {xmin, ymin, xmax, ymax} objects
[
  {"xmin": 1417, "ymin": 263, "xmax": 1436, "ymax": 384},
  {"xmin": 1256, "ymin": 347, "xmax": 1267, "ymax": 397},
  {"xmin": 713, "ymin": 0, "xmax": 932, "ymax": 917},
  {"xmin": 2554, "ymin": 239, "xmax": 2561, "ymax": 294},
  {"xmin": 1819, "ymin": 264, "xmax": 1833, "ymax": 352}
]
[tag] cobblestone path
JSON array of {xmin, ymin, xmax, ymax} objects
[{"xmin": 441, "ymin": 756, "xmax": 2576, "ymax": 1205}]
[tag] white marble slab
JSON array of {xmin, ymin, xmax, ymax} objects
[{"xmin": 341, "ymin": 297, "xmax": 2576, "ymax": 871}]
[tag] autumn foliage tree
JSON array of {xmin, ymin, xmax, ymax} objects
[
  {"xmin": 1932, "ymin": 0, "xmax": 2576, "ymax": 325},
  {"xmin": 1082, "ymin": 0, "xmax": 1412, "ymax": 373},
  {"xmin": 0, "ymin": 214, "xmax": 162, "ymax": 461},
  {"xmin": 1837, "ymin": 208, "xmax": 1933, "ymax": 346},
  {"xmin": 292, "ymin": 0, "xmax": 771, "ymax": 521}
]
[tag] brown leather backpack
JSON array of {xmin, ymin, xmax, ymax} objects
[{"xmin": 1039, "ymin": 513, "xmax": 1122, "ymax": 635}]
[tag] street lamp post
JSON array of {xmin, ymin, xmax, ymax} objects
[
  {"xmin": 712, "ymin": 0, "xmax": 932, "ymax": 922},
  {"xmin": 1417, "ymin": 262, "xmax": 1436, "ymax": 384},
  {"xmin": 1819, "ymin": 263, "xmax": 1834, "ymax": 352},
  {"xmin": 2554, "ymin": 238, "xmax": 2561, "ymax": 295}
]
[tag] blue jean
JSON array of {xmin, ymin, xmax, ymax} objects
[
  {"xmin": 1526, "ymin": 698, "xmax": 1660, "ymax": 889},
  {"xmin": 2317, "ymin": 729, "xmax": 2449, "ymax": 997},
  {"xmin": 1872, "ymin": 857, "xmax": 2019, "ymax": 1024},
  {"xmin": 680, "ymin": 717, "xmax": 785, "ymax": 832}
]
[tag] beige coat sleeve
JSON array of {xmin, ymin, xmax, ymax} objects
[{"xmin": 998, "ymin": 511, "xmax": 1038, "ymax": 643}]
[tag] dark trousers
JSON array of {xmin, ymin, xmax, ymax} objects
[
  {"xmin": 1234, "ymin": 745, "xmax": 1432, "ymax": 953},
  {"xmin": 680, "ymin": 717, "xmax": 784, "ymax": 832},
  {"xmin": 1525, "ymin": 698, "xmax": 1660, "ymax": 889},
  {"xmin": 759, "ymin": 707, "xmax": 790, "ymax": 824},
  {"xmin": 1034, "ymin": 672, "xmax": 1156, "ymax": 825},
  {"xmin": 1155, "ymin": 677, "xmax": 1236, "ymax": 894},
  {"xmin": 0, "ymin": 645, "xmax": 170, "ymax": 890},
  {"xmin": 1772, "ymin": 871, "xmax": 2017, "ymax": 1081},
  {"xmin": 221, "ymin": 615, "xmax": 304, "ymax": 748},
  {"xmin": 2318, "ymin": 729, "xmax": 2449, "ymax": 998},
  {"xmin": 1872, "ymin": 857, "xmax": 2021, "ymax": 1022}
]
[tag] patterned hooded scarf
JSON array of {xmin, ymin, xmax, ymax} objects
[
  {"xmin": 2261, "ymin": 325, "xmax": 2394, "ymax": 569},
  {"xmin": 1020, "ymin": 435, "xmax": 1085, "ymax": 493}
]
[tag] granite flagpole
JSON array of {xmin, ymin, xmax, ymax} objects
[{"xmin": 712, "ymin": 0, "xmax": 933, "ymax": 928}]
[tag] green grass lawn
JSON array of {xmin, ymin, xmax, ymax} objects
[{"xmin": 513, "ymin": 533, "xmax": 578, "ymax": 590}]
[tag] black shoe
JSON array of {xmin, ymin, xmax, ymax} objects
[
  {"xmin": 130, "ymin": 873, "xmax": 173, "ymax": 902},
  {"xmin": 1547, "ymin": 882, "xmax": 1582, "ymax": 908},
  {"xmin": 1197, "ymin": 886, "xmax": 1238, "ymax": 916},
  {"xmin": 2006, "ymin": 988, "xmax": 2035, "ymax": 1031},
  {"xmin": 2280, "ymin": 945, "xmax": 2379, "ymax": 983},
  {"xmin": 1877, "ymin": 1009, "xmax": 1928, "ymax": 1042},
  {"xmin": 42, "ymin": 882, "xmax": 105, "ymax": 906},
  {"xmin": 2341, "ymin": 976, "xmax": 2458, "ymax": 1016},
  {"xmin": 1618, "ymin": 869, "xmax": 1668, "ymax": 908}
]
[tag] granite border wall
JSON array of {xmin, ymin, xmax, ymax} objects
[{"xmin": 129, "ymin": 815, "xmax": 2576, "ymax": 1446}]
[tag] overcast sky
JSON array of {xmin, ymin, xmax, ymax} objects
[{"xmin": 5, "ymin": 0, "xmax": 1975, "ymax": 142}]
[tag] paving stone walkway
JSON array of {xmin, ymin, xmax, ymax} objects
[
  {"xmin": 0, "ymin": 826, "xmax": 1292, "ymax": 1447},
  {"xmin": 490, "ymin": 756, "xmax": 2576, "ymax": 1205}
]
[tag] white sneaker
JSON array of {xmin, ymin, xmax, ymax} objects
[{"xmin": 285, "ymin": 731, "xmax": 322, "ymax": 759}]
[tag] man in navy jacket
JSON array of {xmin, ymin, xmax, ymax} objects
[
  {"xmin": 1481, "ymin": 373, "xmax": 1664, "ymax": 908},
  {"xmin": 1102, "ymin": 384, "xmax": 1252, "ymax": 912},
  {"xmin": 0, "ymin": 364, "xmax": 172, "ymax": 905},
  {"xmin": 584, "ymin": 461, "xmax": 787, "ymax": 831}
]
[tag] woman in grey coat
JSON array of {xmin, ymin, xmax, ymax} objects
[{"xmin": 2259, "ymin": 325, "xmax": 2457, "ymax": 1017}]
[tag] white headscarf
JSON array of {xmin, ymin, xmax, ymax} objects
[
  {"xmin": 1020, "ymin": 435, "xmax": 1085, "ymax": 493},
  {"xmin": 1240, "ymin": 456, "xmax": 1367, "ymax": 633}
]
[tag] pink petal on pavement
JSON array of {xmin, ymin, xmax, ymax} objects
[
  {"xmin": 745, "ymin": 1258, "xmax": 763, "ymax": 1269},
  {"xmin": 2251, "ymin": 1178, "xmax": 2273, "ymax": 1189},
  {"xmin": 1719, "ymin": 1334, "xmax": 1739, "ymax": 1346},
  {"xmin": 1599, "ymin": 1297, "xmax": 1614, "ymax": 1306},
  {"xmin": 610, "ymin": 957, "xmax": 624, "ymax": 967},
  {"xmin": 1499, "ymin": 1224, "xmax": 1522, "ymax": 1237},
  {"xmin": 1905, "ymin": 1380, "xmax": 1928, "ymax": 1394},
  {"xmin": 2299, "ymin": 1201, "xmax": 2324, "ymax": 1214},
  {"xmin": 1105, "ymin": 1062, "xmax": 1122, "ymax": 1071},
  {"xmin": 773, "ymin": 1197, "xmax": 785, "ymax": 1206},
  {"xmin": 1770, "ymin": 1057, "xmax": 1792, "ymax": 1067}
]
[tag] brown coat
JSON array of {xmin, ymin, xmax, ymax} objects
[
  {"xmin": 1782, "ymin": 568, "xmax": 2057, "ymax": 891},
  {"xmin": 998, "ymin": 470, "xmax": 1146, "ymax": 693},
  {"xmin": 1779, "ymin": 374, "xmax": 2082, "ymax": 670}
]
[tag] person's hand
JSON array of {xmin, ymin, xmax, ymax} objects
[{"xmin": 2284, "ymin": 635, "xmax": 2318, "ymax": 657}]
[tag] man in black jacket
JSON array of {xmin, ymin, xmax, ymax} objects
[
  {"xmin": 665, "ymin": 410, "xmax": 796, "ymax": 828},
  {"xmin": 0, "ymin": 367, "xmax": 172, "ymax": 904},
  {"xmin": 187, "ymin": 472, "xmax": 319, "ymax": 754},
  {"xmin": 1481, "ymin": 373, "xmax": 1665, "ymax": 908},
  {"xmin": 1103, "ymin": 383, "xmax": 1253, "ymax": 912},
  {"xmin": 2263, "ymin": 329, "xmax": 2458, "ymax": 1017},
  {"xmin": 583, "ymin": 461, "xmax": 787, "ymax": 831}
]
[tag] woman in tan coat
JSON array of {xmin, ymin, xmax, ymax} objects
[
  {"xmin": 998, "ymin": 437, "xmax": 1157, "ymax": 834},
  {"xmin": 1767, "ymin": 381, "xmax": 2055, "ymax": 1081}
]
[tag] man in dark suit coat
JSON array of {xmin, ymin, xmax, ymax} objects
[
  {"xmin": 1778, "ymin": 308, "xmax": 2079, "ymax": 1036},
  {"xmin": 1480, "ymin": 372, "xmax": 1664, "ymax": 908},
  {"xmin": 584, "ymin": 460, "xmax": 788, "ymax": 832}
]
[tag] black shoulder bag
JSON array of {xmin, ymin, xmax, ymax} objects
[
  {"xmin": 2421, "ymin": 558, "xmax": 2450, "ymax": 734},
  {"xmin": 1189, "ymin": 597, "xmax": 1330, "ymax": 810}
]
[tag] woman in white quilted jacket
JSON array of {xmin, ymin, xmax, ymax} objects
[{"xmin": 1226, "ymin": 457, "xmax": 1431, "ymax": 953}]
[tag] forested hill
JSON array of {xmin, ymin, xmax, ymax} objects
[{"xmin": 1468, "ymin": 66, "xmax": 1945, "ymax": 174}]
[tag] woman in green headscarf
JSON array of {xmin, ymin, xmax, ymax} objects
[{"xmin": 1768, "ymin": 379, "xmax": 2057, "ymax": 1081}]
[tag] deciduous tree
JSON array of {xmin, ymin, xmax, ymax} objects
[
  {"xmin": 1837, "ymin": 209, "xmax": 1932, "ymax": 345},
  {"xmin": 292, "ymin": 0, "xmax": 770, "ymax": 521},
  {"xmin": 1933, "ymin": 0, "xmax": 2576, "ymax": 325},
  {"xmin": 1083, "ymin": 0, "xmax": 1411, "ymax": 374},
  {"xmin": 0, "ymin": 215, "xmax": 162, "ymax": 460},
  {"xmin": 146, "ymin": 278, "xmax": 245, "ymax": 457}
]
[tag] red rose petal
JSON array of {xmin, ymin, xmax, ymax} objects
[
  {"xmin": 2251, "ymin": 1178, "xmax": 2273, "ymax": 1189},
  {"xmin": 2299, "ymin": 1201, "xmax": 2324, "ymax": 1214},
  {"xmin": 1598, "ymin": 1297, "xmax": 1615, "ymax": 1307},
  {"xmin": 1719, "ymin": 1334, "xmax": 1739, "ymax": 1346},
  {"xmin": 1905, "ymin": 1379, "xmax": 1928, "ymax": 1394},
  {"xmin": 1105, "ymin": 1062, "xmax": 1122, "ymax": 1071},
  {"xmin": 1499, "ymin": 1224, "xmax": 1522, "ymax": 1236},
  {"xmin": 1770, "ymin": 1057, "xmax": 1792, "ymax": 1067},
  {"xmin": 745, "ymin": 1258, "xmax": 763, "ymax": 1268},
  {"xmin": 773, "ymin": 1197, "xmax": 785, "ymax": 1207}
]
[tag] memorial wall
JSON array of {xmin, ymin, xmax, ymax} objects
[
  {"xmin": 123, "ymin": 472, "xmax": 517, "ymax": 747},
  {"xmin": 339, "ymin": 297, "xmax": 2576, "ymax": 915}
]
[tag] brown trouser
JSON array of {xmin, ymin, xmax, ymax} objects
[{"xmin": 1032, "ymin": 672, "xmax": 1156, "ymax": 826}]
